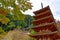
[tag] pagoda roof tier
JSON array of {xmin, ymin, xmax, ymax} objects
[
  {"xmin": 33, "ymin": 10, "xmax": 52, "ymax": 20},
  {"xmin": 29, "ymin": 31, "xmax": 60, "ymax": 39},
  {"xmin": 33, "ymin": 15, "xmax": 54, "ymax": 25},
  {"xmin": 33, "ymin": 6, "xmax": 51, "ymax": 15},
  {"xmin": 31, "ymin": 22, "xmax": 57, "ymax": 32}
]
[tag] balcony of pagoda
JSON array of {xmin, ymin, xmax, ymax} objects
[
  {"xmin": 29, "ymin": 31, "xmax": 60, "ymax": 40},
  {"xmin": 33, "ymin": 15, "xmax": 54, "ymax": 25},
  {"xmin": 33, "ymin": 6, "xmax": 51, "ymax": 15},
  {"xmin": 31, "ymin": 22, "xmax": 57, "ymax": 32},
  {"xmin": 33, "ymin": 10, "xmax": 52, "ymax": 20}
]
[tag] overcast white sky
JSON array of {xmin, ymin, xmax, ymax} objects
[{"xmin": 24, "ymin": 0, "xmax": 60, "ymax": 21}]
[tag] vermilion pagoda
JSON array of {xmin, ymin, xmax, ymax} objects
[{"xmin": 29, "ymin": 6, "xmax": 60, "ymax": 40}]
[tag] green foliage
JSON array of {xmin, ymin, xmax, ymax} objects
[
  {"xmin": 0, "ymin": 0, "xmax": 32, "ymax": 32},
  {"xmin": 6, "ymin": 15, "xmax": 34, "ymax": 31},
  {"xmin": 0, "ymin": 0, "xmax": 32, "ymax": 20},
  {"xmin": 15, "ymin": 20, "xmax": 27, "ymax": 29},
  {"xmin": 0, "ymin": 27, "xmax": 6, "ymax": 39},
  {"xmin": 18, "ymin": 0, "xmax": 32, "ymax": 11},
  {"xmin": 12, "ymin": 13, "xmax": 25, "ymax": 20},
  {"xmin": 0, "ymin": 14, "xmax": 10, "ymax": 25},
  {"xmin": 29, "ymin": 29, "xmax": 37, "ymax": 34},
  {"xmin": 0, "ymin": 27, "xmax": 4, "ymax": 34},
  {"xmin": 0, "ymin": 14, "xmax": 34, "ymax": 32},
  {"xmin": 24, "ymin": 15, "xmax": 34, "ymax": 28}
]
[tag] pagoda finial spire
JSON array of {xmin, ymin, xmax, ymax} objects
[{"xmin": 41, "ymin": 2, "xmax": 43, "ymax": 9}]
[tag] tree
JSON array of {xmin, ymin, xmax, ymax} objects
[
  {"xmin": 24, "ymin": 15, "xmax": 34, "ymax": 28},
  {"xmin": 0, "ymin": 0, "xmax": 32, "ymax": 32},
  {"xmin": 0, "ymin": 0, "xmax": 32, "ymax": 20}
]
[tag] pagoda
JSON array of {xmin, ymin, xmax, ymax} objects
[{"xmin": 29, "ymin": 6, "xmax": 60, "ymax": 40}]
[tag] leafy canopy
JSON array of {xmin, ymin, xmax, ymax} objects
[{"xmin": 0, "ymin": 0, "xmax": 32, "ymax": 20}]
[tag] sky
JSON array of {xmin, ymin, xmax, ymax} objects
[{"xmin": 24, "ymin": 0, "xmax": 60, "ymax": 21}]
